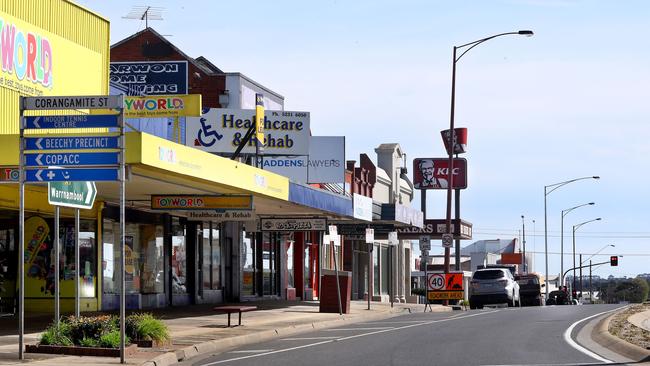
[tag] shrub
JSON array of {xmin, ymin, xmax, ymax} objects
[
  {"xmin": 126, "ymin": 313, "xmax": 170, "ymax": 342},
  {"xmin": 40, "ymin": 322, "xmax": 73, "ymax": 346},
  {"xmin": 66, "ymin": 315, "xmax": 116, "ymax": 345},
  {"xmin": 79, "ymin": 337, "xmax": 99, "ymax": 347},
  {"xmin": 136, "ymin": 315, "xmax": 170, "ymax": 342},
  {"xmin": 99, "ymin": 330, "xmax": 128, "ymax": 349}
]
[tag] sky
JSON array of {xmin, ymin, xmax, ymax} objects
[{"xmin": 75, "ymin": 0, "xmax": 650, "ymax": 279}]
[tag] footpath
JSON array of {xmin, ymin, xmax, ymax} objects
[{"xmin": 0, "ymin": 300, "xmax": 440, "ymax": 366}]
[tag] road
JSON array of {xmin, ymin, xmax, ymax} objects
[{"xmin": 187, "ymin": 304, "xmax": 625, "ymax": 366}]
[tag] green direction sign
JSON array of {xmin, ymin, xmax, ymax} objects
[{"xmin": 48, "ymin": 181, "xmax": 97, "ymax": 209}]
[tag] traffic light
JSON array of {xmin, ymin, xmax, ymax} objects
[{"xmin": 610, "ymin": 256, "xmax": 618, "ymax": 266}]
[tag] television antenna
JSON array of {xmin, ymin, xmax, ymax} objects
[{"xmin": 123, "ymin": 6, "xmax": 164, "ymax": 28}]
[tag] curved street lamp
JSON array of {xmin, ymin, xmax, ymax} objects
[
  {"xmin": 572, "ymin": 217, "xmax": 602, "ymax": 299},
  {"xmin": 444, "ymin": 30, "xmax": 534, "ymax": 276},
  {"xmin": 560, "ymin": 202, "xmax": 595, "ymax": 285},
  {"xmin": 543, "ymin": 176, "xmax": 599, "ymax": 299}
]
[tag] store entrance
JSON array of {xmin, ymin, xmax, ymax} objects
[{"xmin": 0, "ymin": 215, "xmax": 17, "ymax": 316}]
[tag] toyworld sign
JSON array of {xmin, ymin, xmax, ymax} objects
[{"xmin": 186, "ymin": 108, "xmax": 310, "ymax": 155}]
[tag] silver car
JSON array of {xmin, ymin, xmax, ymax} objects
[{"xmin": 469, "ymin": 268, "xmax": 520, "ymax": 309}]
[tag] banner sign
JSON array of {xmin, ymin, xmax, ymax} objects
[
  {"xmin": 151, "ymin": 195, "xmax": 253, "ymax": 210},
  {"xmin": 441, "ymin": 128, "xmax": 468, "ymax": 155},
  {"xmin": 123, "ymin": 94, "xmax": 202, "ymax": 118},
  {"xmin": 260, "ymin": 218, "xmax": 327, "ymax": 232},
  {"xmin": 353, "ymin": 194, "xmax": 373, "ymax": 222},
  {"xmin": 255, "ymin": 93, "xmax": 265, "ymax": 153},
  {"xmin": 396, "ymin": 219, "xmax": 472, "ymax": 240},
  {"xmin": 413, "ymin": 158, "xmax": 467, "ymax": 190},
  {"xmin": 185, "ymin": 210, "xmax": 256, "ymax": 222},
  {"xmin": 262, "ymin": 136, "xmax": 345, "ymax": 183},
  {"xmin": 110, "ymin": 61, "xmax": 188, "ymax": 95},
  {"xmin": 186, "ymin": 108, "xmax": 310, "ymax": 155}
]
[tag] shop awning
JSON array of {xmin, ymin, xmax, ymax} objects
[{"xmin": 288, "ymin": 182, "xmax": 353, "ymax": 218}]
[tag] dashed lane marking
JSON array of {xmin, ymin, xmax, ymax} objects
[
  {"xmin": 228, "ymin": 349, "xmax": 274, "ymax": 354},
  {"xmin": 280, "ymin": 337, "xmax": 340, "ymax": 341},
  {"xmin": 323, "ymin": 327, "xmax": 394, "ymax": 331}
]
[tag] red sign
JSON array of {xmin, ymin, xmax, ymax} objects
[
  {"xmin": 441, "ymin": 128, "xmax": 468, "ymax": 154},
  {"xmin": 413, "ymin": 158, "xmax": 467, "ymax": 190},
  {"xmin": 501, "ymin": 253, "xmax": 522, "ymax": 265}
]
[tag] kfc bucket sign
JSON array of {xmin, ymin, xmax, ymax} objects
[
  {"xmin": 413, "ymin": 158, "xmax": 467, "ymax": 190},
  {"xmin": 441, "ymin": 128, "xmax": 468, "ymax": 155}
]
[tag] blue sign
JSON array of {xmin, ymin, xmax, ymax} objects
[
  {"xmin": 25, "ymin": 168, "xmax": 119, "ymax": 182},
  {"xmin": 24, "ymin": 115, "xmax": 119, "ymax": 129},
  {"xmin": 25, "ymin": 152, "xmax": 119, "ymax": 167},
  {"xmin": 110, "ymin": 61, "xmax": 188, "ymax": 95},
  {"xmin": 24, "ymin": 136, "xmax": 119, "ymax": 150}
]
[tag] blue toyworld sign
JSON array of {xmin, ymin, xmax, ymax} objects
[{"xmin": 110, "ymin": 61, "xmax": 188, "ymax": 95}]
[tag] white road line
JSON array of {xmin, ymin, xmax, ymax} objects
[
  {"xmin": 280, "ymin": 337, "xmax": 340, "ymax": 341},
  {"xmin": 202, "ymin": 310, "xmax": 500, "ymax": 365},
  {"xmin": 228, "ymin": 349, "xmax": 274, "ymax": 354},
  {"xmin": 323, "ymin": 327, "xmax": 394, "ymax": 331},
  {"xmin": 363, "ymin": 320, "xmax": 428, "ymax": 324},
  {"xmin": 563, "ymin": 307, "xmax": 624, "ymax": 364}
]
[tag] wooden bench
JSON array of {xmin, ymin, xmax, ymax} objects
[{"xmin": 213, "ymin": 305, "xmax": 258, "ymax": 327}]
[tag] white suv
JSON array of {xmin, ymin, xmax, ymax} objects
[{"xmin": 469, "ymin": 268, "xmax": 520, "ymax": 309}]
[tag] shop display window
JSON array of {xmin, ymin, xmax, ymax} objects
[
  {"xmin": 171, "ymin": 217, "xmax": 187, "ymax": 294},
  {"xmin": 373, "ymin": 246, "xmax": 380, "ymax": 295},
  {"xmin": 381, "ymin": 246, "xmax": 389, "ymax": 295},
  {"xmin": 210, "ymin": 227, "xmax": 221, "ymax": 289},
  {"xmin": 241, "ymin": 231, "xmax": 255, "ymax": 296}
]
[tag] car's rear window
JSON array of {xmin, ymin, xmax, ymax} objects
[
  {"xmin": 473, "ymin": 270, "xmax": 505, "ymax": 280},
  {"xmin": 518, "ymin": 277, "xmax": 539, "ymax": 285}
]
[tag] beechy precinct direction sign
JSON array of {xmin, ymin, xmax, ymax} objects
[{"xmin": 186, "ymin": 108, "xmax": 310, "ymax": 155}]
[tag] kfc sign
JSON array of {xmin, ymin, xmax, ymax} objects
[
  {"xmin": 413, "ymin": 158, "xmax": 467, "ymax": 190},
  {"xmin": 441, "ymin": 128, "xmax": 468, "ymax": 155}
]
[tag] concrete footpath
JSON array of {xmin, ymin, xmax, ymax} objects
[
  {"xmin": 0, "ymin": 300, "xmax": 442, "ymax": 366},
  {"xmin": 628, "ymin": 309, "xmax": 650, "ymax": 332}
]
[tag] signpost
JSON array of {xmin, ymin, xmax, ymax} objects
[
  {"xmin": 426, "ymin": 272, "xmax": 464, "ymax": 301},
  {"xmin": 19, "ymin": 95, "xmax": 125, "ymax": 363}
]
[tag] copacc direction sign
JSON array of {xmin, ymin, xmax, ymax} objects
[{"xmin": 48, "ymin": 181, "xmax": 97, "ymax": 209}]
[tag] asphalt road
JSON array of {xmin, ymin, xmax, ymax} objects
[{"xmin": 189, "ymin": 304, "xmax": 624, "ymax": 366}]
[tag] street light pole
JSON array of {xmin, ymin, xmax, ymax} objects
[
  {"xmin": 445, "ymin": 30, "xmax": 533, "ymax": 277},
  {"xmin": 560, "ymin": 202, "xmax": 595, "ymax": 286},
  {"xmin": 521, "ymin": 215, "xmax": 526, "ymax": 273},
  {"xmin": 543, "ymin": 176, "xmax": 599, "ymax": 299},
  {"xmin": 572, "ymin": 217, "xmax": 602, "ymax": 300}
]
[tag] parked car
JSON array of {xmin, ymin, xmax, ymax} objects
[
  {"xmin": 515, "ymin": 273, "xmax": 545, "ymax": 306},
  {"xmin": 469, "ymin": 268, "xmax": 520, "ymax": 309}
]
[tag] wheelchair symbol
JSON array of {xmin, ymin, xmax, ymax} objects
[{"xmin": 197, "ymin": 118, "xmax": 223, "ymax": 147}]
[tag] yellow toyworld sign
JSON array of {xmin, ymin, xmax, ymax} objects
[
  {"xmin": 0, "ymin": 11, "xmax": 104, "ymax": 97},
  {"xmin": 123, "ymin": 94, "xmax": 202, "ymax": 118}
]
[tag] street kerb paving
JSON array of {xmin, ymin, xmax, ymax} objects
[{"xmin": 0, "ymin": 300, "xmax": 446, "ymax": 366}]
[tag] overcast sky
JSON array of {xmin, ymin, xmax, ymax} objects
[{"xmin": 77, "ymin": 0, "xmax": 650, "ymax": 278}]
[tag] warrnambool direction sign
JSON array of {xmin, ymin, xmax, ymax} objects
[{"xmin": 48, "ymin": 181, "xmax": 97, "ymax": 209}]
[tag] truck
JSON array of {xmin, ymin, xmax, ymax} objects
[{"xmin": 514, "ymin": 273, "xmax": 545, "ymax": 306}]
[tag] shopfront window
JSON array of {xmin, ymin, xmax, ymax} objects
[
  {"xmin": 201, "ymin": 224, "xmax": 211, "ymax": 290},
  {"xmin": 381, "ymin": 246, "xmax": 389, "ymax": 295},
  {"xmin": 262, "ymin": 232, "xmax": 276, "ymax": 296},
  {"xmin": 373, "ymin": 245, "xmax": 379, "ymax": 296},
  {"xmin": 171, "ymin": 217, "xmax": 187, "ymax": 294},
  {"xmin": 140, "ymin": 225, "xmax": 164, "ymax": 294},
  {"xmin": 286, "ymin": 238, "xmax": 294, "ymax": 289},
  {"xmin": 211, "ymin": 226, "xmax": 221, "ymax": 289},
  {"xmin": 242, "ymin": 232, "xmax": 255, "ymax": 296}
]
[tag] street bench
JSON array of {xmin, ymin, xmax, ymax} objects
[{"xmin": 213, "ymin": 305, "xmax": 258, "ymax": 327}]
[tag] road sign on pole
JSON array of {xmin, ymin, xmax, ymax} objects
[
  {"xmin": 22, "ymin": 95, "xmax": 122, "ymax": 110},
  {"xmin": 25, "ymin": 152, "xmax": 120, "ymax": 167},
  {"xmin": 442, "ymin": 233, "xmax": 453, "ymax": 248},
  {"xmin": 24, "ymin": 114, "xmax": 119, "ymax": 129},
  {"xmin": 48, "ymin": 181, "xmax": 97, "ymax": 209},
  {"xmin": 25, "ymin": 168, "xmax": 119, "ymax": 182},
  {"xmin": 24, "ymin": 136, "xmax": 120, "ymax": 151}
]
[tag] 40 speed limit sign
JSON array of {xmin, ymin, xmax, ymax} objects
[{"xmin": 427, "ymin": 273, "xmax": 445, "ymax": 291}]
